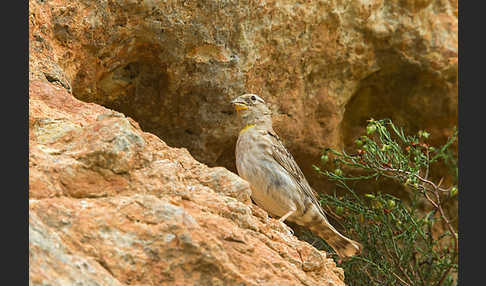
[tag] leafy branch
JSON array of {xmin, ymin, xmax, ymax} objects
[{"xmin": 310, "ymin": 119, "xmax": 458, "ymax": 286}]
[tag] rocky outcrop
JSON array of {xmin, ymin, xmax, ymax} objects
[
  {"xmin": 29, "ymin": 80, "xmax": 346, "ymax": 285},
  {"xmin": 29, "ymin": 0, "xmax": 458, "ymax": 192}
]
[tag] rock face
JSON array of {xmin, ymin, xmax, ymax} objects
[
  {"xmin": 29, "ymin": 0, "xmax": 458, "ymax": 192},
  {"xmin": 29, "ymin": 80, "xmax": 346, "ymax": 285}
]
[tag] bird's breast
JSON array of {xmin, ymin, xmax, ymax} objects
[
  {"xmin": 235, "ymin": 130, "xmax": 302, "ymax": 217},
  {"xmin": 235, "ymin": 130, "xmax": 273, "ymax": 179}
]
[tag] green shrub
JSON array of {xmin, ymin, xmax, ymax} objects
[{"xmin": 311, "ymin": 119, "xmax": 458, "ymax": 286}]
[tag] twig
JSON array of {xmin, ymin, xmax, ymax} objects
[
  {"xmin": 383, "ymin": 241, "xmax": 414, "ymax": 286},
  {"xmin": 377, "ymin": 166, "xmax": 449, "ymax": 193},
  {"xmin": 436, "ymin": 262, "xmax": 454, "ymax": 286},
  {"xmin": 392, "ymin": 272, "xmax": 412, "ymax": 286},
  {"xmin": 424, "ymin": 149, "xmax": 430, "ymax": 180}
]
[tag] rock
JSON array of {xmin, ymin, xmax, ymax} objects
[
  {"xmin": 29, "ymin": 80, "xmax": 346, "ymax": 285},
  {"xmin": 29, "ymin": 0, "xmax": 457, "ymax": 193},
  {"xmin": 29, "ymin": 211, "xmax": 124, "ymax": 286}
]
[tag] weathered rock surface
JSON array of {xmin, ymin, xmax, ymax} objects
[
  {"xmin": 29, "ymin": 0, "xmax": 458, "ymax": 192},
  {"xmin": 29, "ymin": 80, "xmax": 346, "ymax": 285}
]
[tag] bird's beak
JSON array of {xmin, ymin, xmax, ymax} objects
[{"xmin": 231, "ymin": 98, "xmax": 248, "ymax": 111}]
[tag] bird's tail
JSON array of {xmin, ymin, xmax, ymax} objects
[
  {"xmin": 308, "ymin": 221, "xmax": 362, "ymax": 258},
  {"xmin": 298, "ymin": 204, "xmax": 362, "ymax": 258}
]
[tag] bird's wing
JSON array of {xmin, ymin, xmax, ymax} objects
[{"xmin": 266, "ymin": 130, "xmax": 327, "ymax": 216}]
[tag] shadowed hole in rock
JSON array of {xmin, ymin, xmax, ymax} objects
[
  {"xmin": 71, "ymin": 44, "xmax": 239, "ymax": 175},
  {"xmin": 340, "ymin": 62, "xmax": 457, "ymax": 199}
]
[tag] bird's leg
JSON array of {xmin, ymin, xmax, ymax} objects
[
  {"xmin": 278, "ymin": 210, "xmax": 295, "ymax": 223},
  {"xmin": 277, "ymin": 210, "xmax": 295, "ymax": 235}
]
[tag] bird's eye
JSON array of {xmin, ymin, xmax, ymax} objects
[{"xmin": 251, "ymin": 95, "xmax": 256, "ymax": 101}]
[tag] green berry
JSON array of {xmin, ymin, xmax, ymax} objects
[
  {"xmin": 381, "ymin": 144, "xmax": 391, "ymax": 151},
  {"xmin": 450, "ymin": 187, "xmax": 458, "ymax": 197},
  {"xmin": 334, "ymin": 168, "xmax": 343, "ymax": 176},
  {"xmin": 367, "ymin": 124, "xmax": 377, "ymax": 134},
  {"xmin": 419, "ymin": 130, "xmax": 430, "ymax": 139},
  {"xmin": 321, "ymin": 154, "xmax": 329, "ymax": 164}
]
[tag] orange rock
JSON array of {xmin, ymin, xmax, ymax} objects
[{"xmin": 29, "ymin": 80, "xmax": 346, "ymax": 285}]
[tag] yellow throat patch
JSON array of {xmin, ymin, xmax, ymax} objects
[{"xmin": 239, "ymin": 124, "xmax": 255, "ymax": 135}]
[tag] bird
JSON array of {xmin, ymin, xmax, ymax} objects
[{"xmin": 231, "ymin": 93, "xmax": 362, "ymax": 258}]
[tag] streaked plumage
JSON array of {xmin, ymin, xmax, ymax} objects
[{"xmin": 231, "ymin": 93, "xmax": 362, "ymax": 258}]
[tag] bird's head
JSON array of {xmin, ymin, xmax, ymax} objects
[{"xmin": 231, "ymin": 94, "xmax": 272, "ymax": 125}]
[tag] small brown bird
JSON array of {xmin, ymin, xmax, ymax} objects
[{"xmin": 231, "ymin": 93, "xmax": 362, "ymax": 258}]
